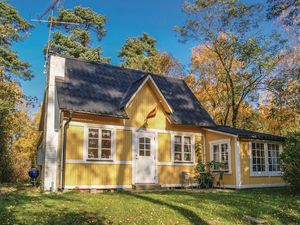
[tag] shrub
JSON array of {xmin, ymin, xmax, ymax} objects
[{"xmin": 281, "ymin": 129, "xmax": 300, "ymax": 193}]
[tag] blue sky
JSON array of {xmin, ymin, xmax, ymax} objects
[
  {"xmin": 8, "ymin": 0, "xmax": 277, "ymax": 111},
  {"xmin": 9, "ymin": 0, "xmax": 196, "ymax": 109}
]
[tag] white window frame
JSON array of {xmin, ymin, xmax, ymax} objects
[
  {"xmin": 209, "ymin": 139, "xmax": 232, "ymax": 174},
  {"xmin": 171, "ymin": 134, "xmax": 195, "ymax": 163},
  {"xmin": 250, "ymin": 141, "xmax": 283, "ymax": 176},
  {"xmin": 85, "ymin": 126, "xmax": 116, "ymax": 161}
]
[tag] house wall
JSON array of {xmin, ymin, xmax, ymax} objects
[
  {"xmin": 62, "ymin": 82, "xmax": 204, "ymax": 188},
  {"xmin": 59, "ymin": 79, "xmax": 285, "ymax": 189},
  {"xmin": 239, "ymin": 141, "xmax": 284, "ymax": 186},
  {"xmin": 65, "ymin": 164, "xmax": 132, "ymax": 187},
  {"xmin": 204, "ymin": 130, "xmax": 237, "ymax": 186}
]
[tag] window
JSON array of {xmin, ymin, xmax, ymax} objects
[
  {"xmin": 268, "ymin": 144, "xmax": 280, "ymax": 172},
  {"xmin": 211, "ymin": 142, "xmax": 230, "ymax": 171},
  {"xmin": 251, "ymin": 142, "xmax": 282, "ymax": 176},
  {"xmin": 173, "ymin": 135, "xmax": 193, "ymax": 162},
  {"xmin": 87, "ymin": 128, "xmax": 113, "ymax": 160},
  {"xmin": 252, "ymin": 143, "xmax": 265, "ymax": 172},
  {"xmin": 139, "ymin": 137, "xmax": 151, "ymax": 156}
]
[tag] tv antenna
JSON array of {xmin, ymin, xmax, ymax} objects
[{"xmin": 31, "ymin": 0, "xmax": 79, "ymax": 75}]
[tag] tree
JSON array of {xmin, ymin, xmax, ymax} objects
[
  {"xmin": 0, "ymin": 2, "xmax": 33, "ymax": 81},
  {"xmin": 257, "ymin": 77, "xmax": 300, "ymax": 135},
  {"xmin": 47, "ymin": 6, "xmax": 109, "ymax": 62},
  {"xmin": 267, "ymin": 0, "xmax": 299, "ymax": 30},
  {"xmin": 0, "ymin": 2, "xmax": 35, "ymax": 182},
  {"xmin": 119, "ymin": 33, "xmax": 184, "ymax": 76},
  {"xmin": 186, "ymin": 45, "xmax": 260, "ymax": 130},
  {"xmin": 280, "ymin": 128, "xmax": 300, "ymax": 193},
  {"xmin": 176, "ymin": 0, "xmax": 285, "ymax": 127},
  {"xmin": 10, "ymin": 109, "xmax": 40, "ymax": 182}
]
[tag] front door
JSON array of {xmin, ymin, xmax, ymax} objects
[{"xmin": 134, "ymin": 132, "xmax": 156, "ymax": 183}]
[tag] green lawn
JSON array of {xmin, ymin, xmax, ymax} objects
[{"xmin": 0, "ymin": 185, "xmax": 299, "ymax": 225}]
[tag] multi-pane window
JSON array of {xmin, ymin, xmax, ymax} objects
[
  {"xmin": 251, "ymin": 142, "xmax": 281, "ymax": 175},
  {"xmin": 268, "ymin": 144, "xmax": 280, "ymax": 172},
  {"xmin": 212, "ymin": 143, "xmax": 229, "ymax": 171},
  {"xmin": 174, "ymin": 135, "xmax": 192, "ymax": 162},
  {"xmin": 252, "ymin": 143, "xmax": 265, "ymax": 172},
  {"xmin": 88, "ymin": 128, "xmax": 112, "ymax": 160},
  {"xmin": 139, "ymin": 137, "xmax": 151, "ymax": 156}
]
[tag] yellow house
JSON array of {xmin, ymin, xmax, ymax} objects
[{"xmin": 37, "ymin": 55, "xmax": 286, "ymax": 191}]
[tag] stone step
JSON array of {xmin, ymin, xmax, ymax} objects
[{"xmin": 133, "ymin": 184, "xmax": 162, "ymax": 191}]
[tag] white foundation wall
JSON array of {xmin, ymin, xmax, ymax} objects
[{"xmin": 42, "ymin": 55, "xmax": 65, "ymax": 191}]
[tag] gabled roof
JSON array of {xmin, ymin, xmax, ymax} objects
[
  {"xmin": 210, "ymin": 126, "xmax": 285, "ymax": 142},
  {"xmin": 120, "ymin": 75, "xmax": 173, "ymax": 113},
  {"xmin": 55, "ymin": 56, "xmax": 216, "ymax": 127}
]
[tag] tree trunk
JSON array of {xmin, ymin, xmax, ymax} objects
[{"xmin": 232, "ymin": 107, "xmax": 239, "ymax": 128}]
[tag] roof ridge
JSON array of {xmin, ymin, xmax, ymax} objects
[{"xmin": 50, "ymin": 53, "xmax": 185, "ymax": 82}]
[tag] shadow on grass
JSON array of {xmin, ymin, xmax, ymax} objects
[
  {"xmin": 148, "ymin": 188, "xmax": 300, "ymax": 224},
  {"xmin": 35, "ymin": 211, "xmax": 109, "ymax": 225},
  {"xmin": 0, "ymin": 184, "xmax": 109, "ymax": 225},
  {"xmin": 122, "ymin": 191, "xmax": 209, "ymax": 225}
]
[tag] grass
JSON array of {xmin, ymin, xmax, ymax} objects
[{"xmin": 0, "ymin": 184, "xmax": 299, "ymax": 225}]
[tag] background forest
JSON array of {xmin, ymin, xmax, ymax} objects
[{"xmin": 0, "ymin": 0, "xmax": 299, "ymax": 182}]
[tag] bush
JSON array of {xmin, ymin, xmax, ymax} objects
[{"xmin": 281, "ymin": 129, "xmax": 300, "ymax": 193}]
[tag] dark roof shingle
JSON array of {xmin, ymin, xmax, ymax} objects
[
  {"xmin": 211, "ymin": 126, "xmax": 285, "ymax": 141},
  {"xmin": 56, "ymin": 56, "xmax": 216, "ymax": 126}
]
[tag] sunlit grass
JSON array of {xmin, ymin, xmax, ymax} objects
[{"xmin": 0, "ymin": 184, "xmax": 299, "ymax": 225}]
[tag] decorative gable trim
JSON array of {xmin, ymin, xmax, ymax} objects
[{"xmin": 123, "ymin": 75, "xmax": 173, "ymax": 113}]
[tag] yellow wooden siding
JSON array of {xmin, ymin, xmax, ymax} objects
[
  {"xmin": 204, "ymin": 131, "xmax": 236, "ymax": 185},
  {"xmin": 125, "ymin": 82, "xmax": 169, "ymax": 129},
  {"xmin": 239, "ymin": 141, "xmax": 284, "ymax": 185},
  {"xmin": 195, "ymin": 135, "xmax": 203, "ymax": 162},
  {"xmin": 158, "ymin": 165, "xmax": 197, "ymax": 185},
  {"xmin": 65, "ymin": 163, "xmax": 132, "ymax": 186},
  {"xmin": 116, "ymin": 129, "xmax": 132, "ymax": 161},
  {"xmin": 66, "ymin": 125, "xmax": 84, "ymax": 160},
  {"xmin": 158, "ymin": 133, "xmax": 171, "ymax": 162}
]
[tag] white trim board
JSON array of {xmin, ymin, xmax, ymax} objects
[
  {"xmin": 235, "ymin": 138, "xmax": 241, "ymax": 187},
  {"xmin": 66, "ymin": 160, "xmax": 132, "ymax": 165},
  {"xmin": 223, "ymin": 183, "xmax": 288, "ymax": 189},
  {"xmin": 69, "ymin": 121, "xmax": 203, "ymax": 136},
  {"xmin": 125, "ymin": 75, "xmax": 173, "ymax": 113},
  {"xmin": 66, "ymin": 160, "xmax": 197, "ymax": 166},
  {"xmin": 64, "ymin": 185, "xmax": 132, "ymax": 190},
  {"xmin": 157, "ymin": 162, "xmax": 197, "ymax": 166},
  {"xmin": 161, "ymin": 183, "xmax": 198, "ymax": 188},
  {"xmin": 203, "ymin": 128, "xmax": 237, "ymax": 137}
]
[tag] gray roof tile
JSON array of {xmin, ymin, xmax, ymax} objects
[
  {"xmin": 211, "ymin": 126, "xmax": 285, "ymax": 141},
  {"xmin": 56, "ymin": 56, "xmax": 216, "ymax": 126}
]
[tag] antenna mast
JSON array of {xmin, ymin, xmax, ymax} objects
[
  {"xmin": 32, "ymin": 0, "xmax": 80, "ymax": 75},
  {"xmin": 32, "ymin": 0, "xmax": 61, "ymax": 75}
]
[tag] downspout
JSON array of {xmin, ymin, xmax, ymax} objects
[{"xmin": 61, "ymin": 110, "xmax": 73, "ymax": 191}]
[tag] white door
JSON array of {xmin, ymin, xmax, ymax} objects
[{"xmin": 135, "ymin": 132, "xmax": 156, "ymax": 184}]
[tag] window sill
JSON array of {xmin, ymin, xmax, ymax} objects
[
  {"xmin": 86, "ymin": 159, "xmax": 113, "ymax": 162},
  {"xmin": 173, "ymin": 161, "xmax": 194, "ymax": 164},
  {"xmin": 212, "ymin": 170, "xmax": 232, "ymax": 175},
  {"xmin": 250, "ymin": 172, "xmax": 282, "ymax": 177}
]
